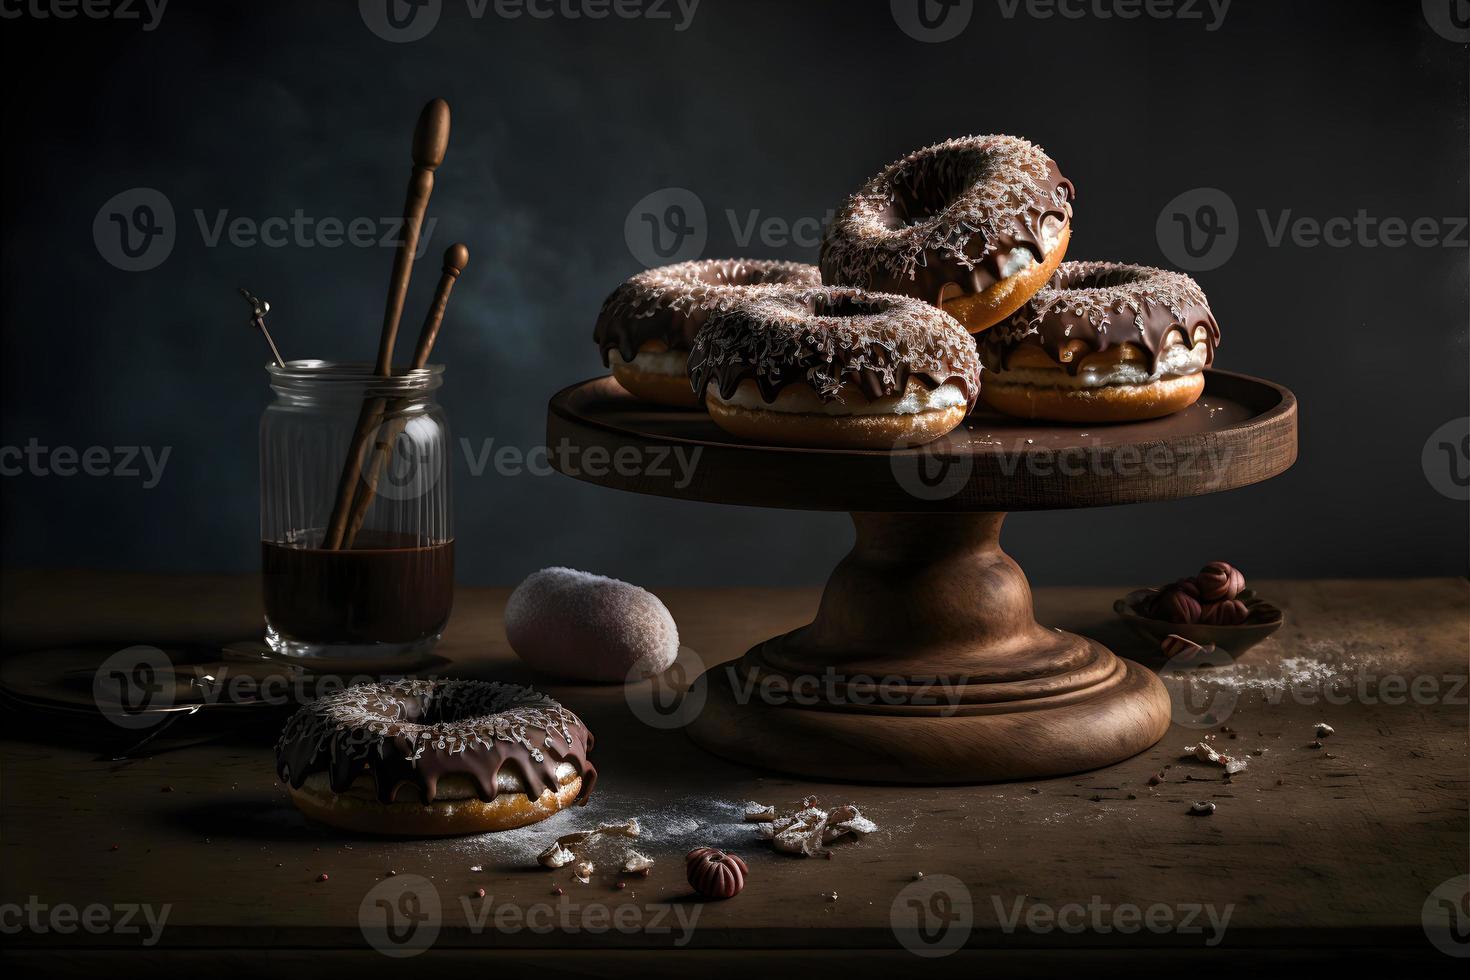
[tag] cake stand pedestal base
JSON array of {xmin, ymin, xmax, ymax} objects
[{"xmin": 686, "ymin": 512, "xmax": 1171, "ymax": 783}]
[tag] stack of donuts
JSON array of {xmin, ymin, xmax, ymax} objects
[{"xmin": 593, "ymin": 135, "xmax": 1221, "ymax": 448}]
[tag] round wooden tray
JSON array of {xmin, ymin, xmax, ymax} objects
[
  {"xmin": 546, "ymin": 370, "xmax": 1298, "ymax": 783},
  {"xmin": 547, "ymin": 370, "xmax": 1297, "ymax": 512}
]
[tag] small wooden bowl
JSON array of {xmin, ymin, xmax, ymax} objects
[{"xmin": 1114, "ymin": 587, "xmax": 1283, "ymax": 657}]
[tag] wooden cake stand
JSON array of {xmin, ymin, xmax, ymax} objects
[{"xmin": 546, "ymin": 370, "xmax": 1297, "ymax": 783}]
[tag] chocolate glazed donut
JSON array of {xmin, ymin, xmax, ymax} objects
[
  {"xmin": 276, "ymin": 678, "xmax": 596, "ymax": 836},
  {"xmin": 594, "ymin": 258, "xmax": 820, "ymax": 408},
  {"xmin": 688, "ymin": 286, "xmax": 980, "ymax": 450},
  {"xmin": 820, "ymin": 135, "xmax": 1075, "ymax": 334},
  {"xmin": 978, "ymin": 260, "xmax": 1221, "ymax": 423}
]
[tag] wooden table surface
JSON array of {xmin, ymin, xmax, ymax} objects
[{"xmin": 1, "ymin": 570, "xmax": 1466, "ymax": 976}]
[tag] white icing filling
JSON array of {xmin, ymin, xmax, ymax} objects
[
  {"xmin": 709, "ymin": 379, "xmax": 967, "ymax": 417},
  {"xmin": 999, "ymin": 248, "xmax": 1035, "ymax": 279},
  {"xmin": 986, "ymin": 343, "xmax": 1208, "ymax": 390},
  {"xmin": 1039, "ymin": 213, "xmax": 1065, "ymax": 255},
  {"xmin": 995, "ymin": 214, "xmax": 1063, "ymax": 282},
  {"xmin": 610, "ymin": 349, "xmax": 689, "ymax": 377}
]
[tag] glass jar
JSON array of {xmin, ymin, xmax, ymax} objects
[{"xmin": 260, "ymin": 360, "xmax": 453, "ymax": 661}]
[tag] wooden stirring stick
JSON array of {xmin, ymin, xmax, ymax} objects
[
  {"xmin": 341, "ymin": 244, "xmax": 469, "ymax": 549},
  {"xmin": 375, "ymin": 99, "xmax": 451, "ymax": 375},
  {"xmin": 322, "ymin": 99, "xmax": 451, "ymax": 551}
]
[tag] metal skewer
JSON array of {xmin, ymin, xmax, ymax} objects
[{"xmin": 239, "ymin": 287, "xmax": 285, "ymax": 368}]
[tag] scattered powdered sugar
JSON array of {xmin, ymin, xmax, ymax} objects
[
  {"xmin": 1176, "ymin": 655, "xmax": 1358, "ymax": 693},
  {"xmin": 424, "ymin": 795, "xmax": 750, "ymax": 870}
]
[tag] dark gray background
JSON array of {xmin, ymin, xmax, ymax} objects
[{"xmin": 2, "ymin": 0, "xmax": 1466, "ymax": 587}]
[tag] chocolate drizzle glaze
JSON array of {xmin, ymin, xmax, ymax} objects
[
  {"xmin": 594, "ymin": 258, "xmax": 820, "ymax": 365},
  {"xmin": 275, "ymin": 678, "xmax": 597, "ymax": 806},
  {"xmin": 982, "ymin": 261, "xmax": 1221, "ymax": 376},
  {"xmin": 687, "ymin": 286, "xmax": 981, "ymax": 408},
  {"xmin": 820, "ymin": 135, "xmax": 1074, "ymax": 305}
]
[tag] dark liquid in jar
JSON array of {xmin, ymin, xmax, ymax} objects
[{"xmin": 261, "ymin": 531, "xmax": 454, "ymax": 645}]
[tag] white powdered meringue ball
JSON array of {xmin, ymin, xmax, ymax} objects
[{"xmin": 505, "ymin": 567, "xmax": 679, "ymax": 682}]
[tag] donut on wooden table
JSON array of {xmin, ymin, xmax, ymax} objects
[{"xmin": 275, "ymin": 678, "xmax": 596, "ymax": 836}]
